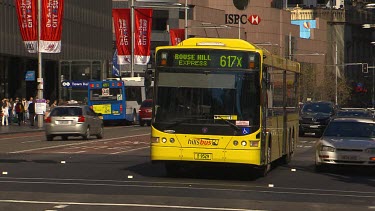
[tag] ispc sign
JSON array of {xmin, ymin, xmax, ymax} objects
[
  {"xmin": 248, "ymin": 15, "xmax": 261, "ymax": 25},
  {"xmin": 225, "ymin": 14, "xmax": 261, "ymax": 25}
]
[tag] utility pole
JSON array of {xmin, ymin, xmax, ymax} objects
[{"xmin": 37, "ymin": 0, "xmax": 44, "ymax": 128}]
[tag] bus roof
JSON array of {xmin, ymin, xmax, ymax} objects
[{"xmin": 156, "ymin": 38, "xmax": 300, "ymax": 73}]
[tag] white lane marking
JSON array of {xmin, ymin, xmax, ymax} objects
[
  {"xmin": 1, "ymin": 176, "xmax": 375, "ymax": 195},
  {"xmin": 0, "ymin": 180, "xmax": 374, "ymax": 199},
  {"xmin": 110, "ymin": 146, "xmax": 150, "ymax": 155},
  {"xmin": 54, "ymin": 205, "xmax": 68, "ymax": 208},
  {"xmin": 0, "ymin": 199, "xmax": 263, "ymax": 211},
  {"xmin": 369, "ymin": 207, "xmax": 375, "ymax": 209},
  {"xmin": 10, "ymin": 133, "xmax": 150, "ymax": 154},
  {"xmin": 21, "ymin": 140, "xmax": 42, "ymax": 144}
]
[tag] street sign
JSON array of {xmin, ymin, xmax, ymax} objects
[{"xmin": 248, "ymin": 15, "xmax": 261, "ymax": 25}]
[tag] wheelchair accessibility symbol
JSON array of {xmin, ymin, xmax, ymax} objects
[{"xmin": 242, "ymin": 127, "xmax": 251, "ymax": 135}]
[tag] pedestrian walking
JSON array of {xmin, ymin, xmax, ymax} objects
[
  {"xmin": 28, "ymin": 99, "xmax": 36, "ymax": 126},
  {"xmin": 15, "ymin": 99, "xmax": 25, "ymax": 126},
  {"xmin": 1, "ymin": 99, "xmax": 9, "ymax": 126}
]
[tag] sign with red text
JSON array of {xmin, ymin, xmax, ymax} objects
[
  {"xmin": 113, "ymin": 9, "xmax": 131, "ymax": 65},
  {"xmin": 40, "ymin": 0, "xmax": 64, "ymax": 53},
  {"xmin": 15, "ymin": 0, "xmax": 38, "ymax": 53},
  {"xmin": 134, "ymin": 8, "xmax": 153, "ymax": 65},
  {"xmin": 169, "ymin": 28, "xmax": 185, "ymax": 46}
]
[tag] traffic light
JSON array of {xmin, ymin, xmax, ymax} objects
[
  {"xmin": 144, "ymin": 69, "xmax": 153, "ymax": 87},
  {"xmin": 362, "ymin": 63, "xmax": 368, "ymax": 73}
]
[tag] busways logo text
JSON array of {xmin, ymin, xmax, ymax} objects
[{"xmin": 188, "ymin": 138, "xmax": 219, "ymax": 146}]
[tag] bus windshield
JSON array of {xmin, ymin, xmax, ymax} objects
[
  {"xmin": 89, "ymin": 88, "xmax": 122, "ymax": 101},
  {"xmin": 153, "ymin": 70, "xmax": 260, "ymax": 135}
]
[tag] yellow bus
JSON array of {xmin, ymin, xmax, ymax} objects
[{"xmin": 150, "ymin": 38, "xmax": 300, "ymax": 177}]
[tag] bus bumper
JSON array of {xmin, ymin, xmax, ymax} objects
[{"xmin": 151, "ymin": 146, "xmax": 261, "ymax": 165}]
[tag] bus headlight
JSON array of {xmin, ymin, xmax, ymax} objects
[
  {"xmin": 233, "ymin": 140, "xmax": 239, "ymax": 146},
  {"xmin": 170, "ymin": 138, "xmax": 175, "ymax": 143},
  {"xmin": 162, "ymin": 137, "xmax": 167, "ymax": 143},
  {"xmin": 241, "ymin": 141, "xmax": 247, "ymax": 146}
]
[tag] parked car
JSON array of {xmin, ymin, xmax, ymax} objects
[
  {"xmin": 139, "ymin": 99, "xmax": 153, "ymax": 126},
  {"xmin": 299, "ymin": 101, "xmax": 337, "ymax": 137},
  {"xmin": 335, "ymin": 108, "xmax": 373, "ymax": 118},
  {"xmin": 45, "ymin": 105, "xmax": 104, "ymax": 141},
  {"xmin": 315, "ymin": 117, "xmax": 375, "ymax": 171}
]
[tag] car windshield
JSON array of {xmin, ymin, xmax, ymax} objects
[
  {"xmin": 141, "ymin": 100, "xmax": 152, "ymax": 107},
  {"xmin": 50, "ymin": 107, "xmax": 83, "ymax": 116},
  {"xmin": 302, "ymin": 103, "xmax": 333, "ymax": 114},
  {"xmin": 323, "ymin": 121, "xmax": 375, "ymax": 138}
]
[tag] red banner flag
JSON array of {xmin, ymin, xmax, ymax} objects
[
  {"xmin": 113, "ymin": 9, "xmax": 131, "ymax": 65},
  {"xmin": 40, "ymin": 0, "xmax": 64, "ymax": 53},
  {"xmin": 134, "ymin": 9, "xmax": 153, "ymax": 65},
  {"xmin": 15, "ymin": 0, "xmax": 38, "ymax": 53},
  {"xmin": 169, "ymin": 29, "xmax": 185, "ymax": 46}
]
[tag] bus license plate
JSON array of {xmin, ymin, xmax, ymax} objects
[{"xmin": 194, "ymin": 153, "xmax": 212, "ymax": 160}]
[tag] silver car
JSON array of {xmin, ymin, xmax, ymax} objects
[
  {"xmin": 45, "ymin": 105, "xmax": 104, "ymax": 141},
  {"xmin": 315, "ymin": 118, "xmax": 375, "ymax": 171}
]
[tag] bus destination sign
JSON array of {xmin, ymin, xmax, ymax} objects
[{"xmin": 170, "ymin": 51, "xmax": 248, "ymax": 69}]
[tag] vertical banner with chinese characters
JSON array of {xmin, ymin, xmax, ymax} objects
[
  {"xmin": 15, "ymin": 0, "xmax": 38, "ymax": 53},
  {"xmin": 134, "ymin": 9, "xmax": 153, "ymax": 65},
  {"xmin": 113, "ymin": 9, "xmax": 131, "ymax": 65},
  {"xmin": 40, "ymin": 0, "xmax": 64, "ymax": 53},
  {"xmin": 169, "ymin": 28, "xmax": 185, "ymax": 46}
]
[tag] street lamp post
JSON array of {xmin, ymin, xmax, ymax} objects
[{"xmin": 37, "ymin": 0, "xmax": 44, "ymax": 128}]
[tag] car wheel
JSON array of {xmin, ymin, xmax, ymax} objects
[
  {"xmin": 315, "ymin": 160, "xmax": 328, "ymax": 172},
  {"xmin": 62, "ymin": 135, "xmax": 68, "ymax": 140},
  {"xmin": 46, "ymin": 135, "xmax": 53, "ymax": 141},
  {"xmin": 82, "ymin": 127, "xmax": 90, "ymax": 140},
  {"xmin": 139, "ymin": 119, "xmax": 145, "ymax": 127},
  {"xmin": 96, "ymin": 126, "xmax": 104, "ymax": 139},
  {"xmin": 146, "ymin": 121, "xmax": 151, "ymax": 126}
]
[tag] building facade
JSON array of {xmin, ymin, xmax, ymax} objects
[{"xmin": 0, "ymin": 0, "xmax": 113, "ymax": 102}]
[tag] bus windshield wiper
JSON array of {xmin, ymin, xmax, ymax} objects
[{"xmin": 214, "ymin": 115, "xmax": 241, "ymax": 131}]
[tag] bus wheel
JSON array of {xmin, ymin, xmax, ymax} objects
[
  {"xmin": 132, "ymin": 110, "xmax": 137, "ymax": 124},
  {"xmin": 256, "ymin": 145, "xmax": 271, "ymax": 177},
  {"xmin": 46, "ymin": 135, "xmax": 54, "ymax": 141}
]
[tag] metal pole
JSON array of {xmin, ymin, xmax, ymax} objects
[
  {"xmin": 130, "ymin": 0, "xmax": 135, "ymax": 77},
  {"xmin": 238, "ymin": 20, "xmax": 241, "ymax": 39},
  {"xmin": 372, "ymin": 63, "xmax": 374, "ymax": 109},
  {"xmin": 184, "ymin": 0, "xmax": 188, "ymax": 40},
  {"xmin": 37, "ymin": 0, "xmax": 43, "ymax": 128},
  {"xmin": 288, "ymin": 32, "xmax": 292, "ymax": 60},
  {"xmin": 335, "ymin": 42, "xmax": 338, "ymax": 106}
]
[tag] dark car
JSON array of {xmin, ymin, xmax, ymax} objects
[
  {"xmin": 139, "ymin": 99, "xmax": 153, "ymax": 126},
  {"xmin": 335, "ymin": 108, "xmax": 373, "ymax": 118},
  {"xmin": 299, "ymin": 101, "xmax": 336, "ymax": 137}
]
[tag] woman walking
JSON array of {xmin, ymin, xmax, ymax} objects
[{"xmin": 1, "ymin": 99, "xmax": 9, "ymax": 126}]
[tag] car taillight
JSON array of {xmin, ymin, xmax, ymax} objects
[
  {"xmin": 120, "ymin": 105, "xmax": 123, "ymax": 112},
  {"xmin": 78, "ymin": 115, "xmax": 85, "ymax": 122},
  {"xmin": 45, "ymin": 117, "xmax": 51, "ymax": 123}
]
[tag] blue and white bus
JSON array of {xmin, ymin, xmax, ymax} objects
[{"xmin": 87, "ymin": 77, "xmax": 150, "ymax": 124}]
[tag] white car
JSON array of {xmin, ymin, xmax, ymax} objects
[{"xmin": 315, "ymin": 117, "xmax": 375, "ymax": 171}]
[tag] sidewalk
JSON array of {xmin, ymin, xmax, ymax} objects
[{"xmin": 0, "ymin": 122, "xmax": 45, "ymax": 135}]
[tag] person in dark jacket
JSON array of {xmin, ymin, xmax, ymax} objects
[
  {"xmin": 14, "ymin": 99, "xmax": 24, "ymax": 126},
  {"xmin": 28, "ymin": 99, "xmax": 36, "ymax": 126}
]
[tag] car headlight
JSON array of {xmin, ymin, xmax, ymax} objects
[
  {"xmin": 320, "ymin": 145, "xmax": 335, "ymax": 152},
  {"xmin": 365, "ymin": 148, "xmax": 375, "ymax": 154}
]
